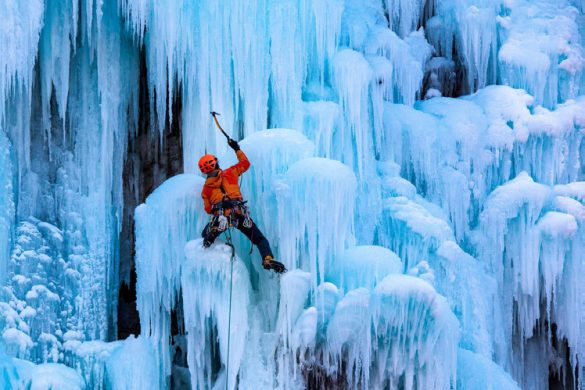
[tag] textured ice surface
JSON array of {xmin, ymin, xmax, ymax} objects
[
  {"xmin": 1, "ymin": 351, "xmax": 85, "ymax": 390},
  {"xmin": 1, "ymin": 0, "xmax": 585, "ymax": 388},
  {"xmin": 370, "ymin": 274, "xmax": 459, "ymax": 390},
  {"xmin": 135, "ymin": 174, "xmax": 205, "ymax": 382},
  {"xmin": 327, "ymin": 245, "xmax": 402, "ymax": 291},
  {"xmin": 498, "ymin": 0, "xmax": 585, "ymax": 107},
  {"xmin": 182, "ymin": 240, "xmax": 251, "ymax": 390},
  {"xmin": 237, "ymin": 128, "xmax": 315, "ymax": 241},
  {"xmin": 457, "ymin": 349, "xmax": 520, "ymax": 390},
  {"xmin": 0, "ymin": 130, "xmax": 14, "ymax": 284},
  {"xmin": 277, "ymin": 157, "xmax": 357, "ymax": 287}
]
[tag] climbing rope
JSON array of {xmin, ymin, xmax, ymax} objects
[{"xmin": 223, "ymin": 227, "xmax": 236, "ymax": 390}]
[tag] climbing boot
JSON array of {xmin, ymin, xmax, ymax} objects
[{"xmin": 263, "ymin": 256, "xmax": 286, "ymax": 273}]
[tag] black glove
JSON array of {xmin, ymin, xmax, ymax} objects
[
  {"xmin": 203, "ymin": 238, "xmax": 213, "ymax": 248},
  {"xmin": 228, "ymin": 138, "xmax": 240, "ymax": 151}
]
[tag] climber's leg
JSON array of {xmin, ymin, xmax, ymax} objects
[
  {"xmin": 235, "ymin": 216, "xmax": 273, "ymax": 259},
  {"xmin": 201, "ymin": 217, "xmax": 222, "ymax": 248},
  {"xmin": 236, "ymin": 215, "xmax": 286, "ymax": 273}
]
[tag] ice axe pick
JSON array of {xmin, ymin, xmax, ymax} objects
[{"xmin": 210, "ymin": 111, "xmax": 232, "ymax": 142}]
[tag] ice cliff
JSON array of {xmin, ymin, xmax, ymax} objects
[{"xmin": 1, "ymin": 0, "xmax": 585, "ymax": 389}]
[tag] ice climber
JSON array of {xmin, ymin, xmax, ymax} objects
[{"xmin": 198, "ymin": 138, "xmax": 286, "ymax": 273}]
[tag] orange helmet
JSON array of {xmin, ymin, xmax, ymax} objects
[{"xmin": 198, "ymin": 154, "xmax": 218, "ymax": 173}]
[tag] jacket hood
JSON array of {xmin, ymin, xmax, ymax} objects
[{"xmin": 205, "ymin": 172, "xmax": 223, "ymax": 188}]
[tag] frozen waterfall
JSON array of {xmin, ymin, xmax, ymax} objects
[{"xmin": 1, "ymin": 0, "xmax": 585, "ymax": 389}]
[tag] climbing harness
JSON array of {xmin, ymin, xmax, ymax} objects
[
  {"xmin": 211, "ymin": 200, "xmax": 253, "ymax": 229},
  {"xmin": 223, "ymin": 226, "xmax": 236, "ymax": 390}
]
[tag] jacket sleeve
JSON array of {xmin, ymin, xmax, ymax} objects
[
  {"xmin": 202, "ymin": 188, "xmax": 212, "ymax": 214},
  {"xmin": 226, "ymin": 149, "xmax": 251, "ymax": 177}
]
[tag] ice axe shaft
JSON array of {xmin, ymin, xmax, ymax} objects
[{"xmin": 210, "ymin": 111, "xmax": 232, "ymax": 141}]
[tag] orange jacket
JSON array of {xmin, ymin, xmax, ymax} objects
[{"xmin": 201, "ymin": 150, "xmax": 251, "ymax": 214}]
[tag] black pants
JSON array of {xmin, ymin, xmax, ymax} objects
[{"xmin": 202, "ymin": 213, "xmax": 273, "ymax": 260}]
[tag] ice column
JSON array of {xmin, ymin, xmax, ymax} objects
[
  {"xmin": 311, "ymin": 0, "xmax": 344, "ymax": 83},
  {"xmin": 135, "ymin": 174, "xmax": 205, "ymax": 382},
  {"xmin": 277, "ymin": 157, "xmax": 357, "ymax": 287},
  {"xmin": 0, "ymin": 0, "xmax": 43, "ymax": 171},
  {"xmin": 238, "ymin": 129, "xmax": 315, "ymax": 242},
  {"xmin": 302, "ymin": 102, "xmax": 342, "ymax": 159},
  {"xmin": 370, "ymin": 274, "xmax": 459, "ymax": 390},
  {"xmin": 276, "ymin": 270, "xmax": 312, "ymax": 389},
  {"xmin": 0, "ymin": 131, "xmax": 14, "ymax": 284},
  {"xmin": 105, "ymin": 336, "xmax": 161, "ymax": 390},
  {"xmin": 365, "ymin": 27, "xmax": 430, "ymax": 106},
  {"xmin": 182, "ymin": 240, "xmax": 251, "ymax": 390},
  {"xmin": 477, "ymin": 174, "xmax": 553, "ymax": 371},
  {"xmin": 122, "ymin": 0, "xmax": 271, "ymax": 166},
  {"xmin": 326, "ymin": 288, "xmax": 371, "ymax": 389},
  {"xmin": 375, "ymin": 167, "xmax": 496, "ymax": 357},
  {"xmin": 332, "ymin": 49, "xmax": 373, "ymax": 177},
  {"xmin": 457, "ymin": 349, "xmax": 520, "ymax": 390}
]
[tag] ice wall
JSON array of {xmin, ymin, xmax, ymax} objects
[
  {"xmin": 183, "ymin": 240, "xmax": 251, "ymax": 390},
  {"xmin": 0, "ymin": 130, "xmax": 14, "ymax": 284},
  {"xmin": 274, "ymin": 269, "xmax": 459, "ymax": 389},
  {"xmin": 135, "ymin": 174, "xmax": 205, "ymax": 384},
  {"xmin": 477, "ymin": 173, "xmax": 585, "ymax": 380},
  {"xmin": 237, "ymin": 128, "xmax": 315, "ymax": 242},
  {"xmin": 1, "ymin": 0, "xmax": 585, "ymax": 388},
  {"xmin": 277, "ymin": 157, "xmax": 357, "ymax": 287},
  {"xmin": 1, "ymin": 0, "xmax": 141, "ymax": 365},
  {"xmin": 1, "ymin": 350, "xmax": 85, "ymax": 390}
]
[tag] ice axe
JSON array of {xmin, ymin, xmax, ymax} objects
[{"xmin": 210, "ymin": 111, "xmax": 233, "ymax": 142}]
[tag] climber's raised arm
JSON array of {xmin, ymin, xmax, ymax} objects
[{"xmin": 224, "ymin": 139, "xmax": 250, "ymax": 177}]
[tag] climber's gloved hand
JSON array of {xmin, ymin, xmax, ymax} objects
[
  {"xmin": 228, "ymin": 138, "xmax": 240, "ymax": 151},
  {"xmin": 203, "ymin": 238, "xmax": 213, "ymax": 248}
]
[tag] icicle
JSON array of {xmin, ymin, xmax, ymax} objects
[
  {"xmin": 302, "ymin": 101, "xmax": 341, "ymax": 159},
  {"xmin": 326, "ymin": 288, "xmax": 371, "ymax": 389},
  {"xmin": 0, "ymin": 130, "xmax": 14, "ymax": 285},
  {"xmin": 182, "ymin": 239, "xmax": 251, "ymax": 390},
  {"xmin": 135, "ymin": 174, "xmax": 206, "ymax": 383},
  {"xmin": 277, "ymin": 157, "xmax": 357, "ymax": 287},
  {"xmin": 383, "ymin": 0, "xmax": 426, "ymax": 38},
  {"xmin": 497, "ymin": 0, "xmax": 585, "ymax": 107},
  {"xmin": 276, "ymin": 269, "xmax": 311, "ymax": 389},
  {"xmin": 368, "ymin": 55, "xmax": 393, "ymax": 156},
  {"xmin": 311, "ymin": 0, "xmax": 344, "ymax": 84},
  {"xmin": 237, "ymin": 128, "xmax": 315, "ymax": 242},
  {"xmin": 370, "ymin": 274, "xmax": 459, "ymax": 390},
  {"xmin": 331, "ymin": 49, "xmax": 373, "ymax": 176}
]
